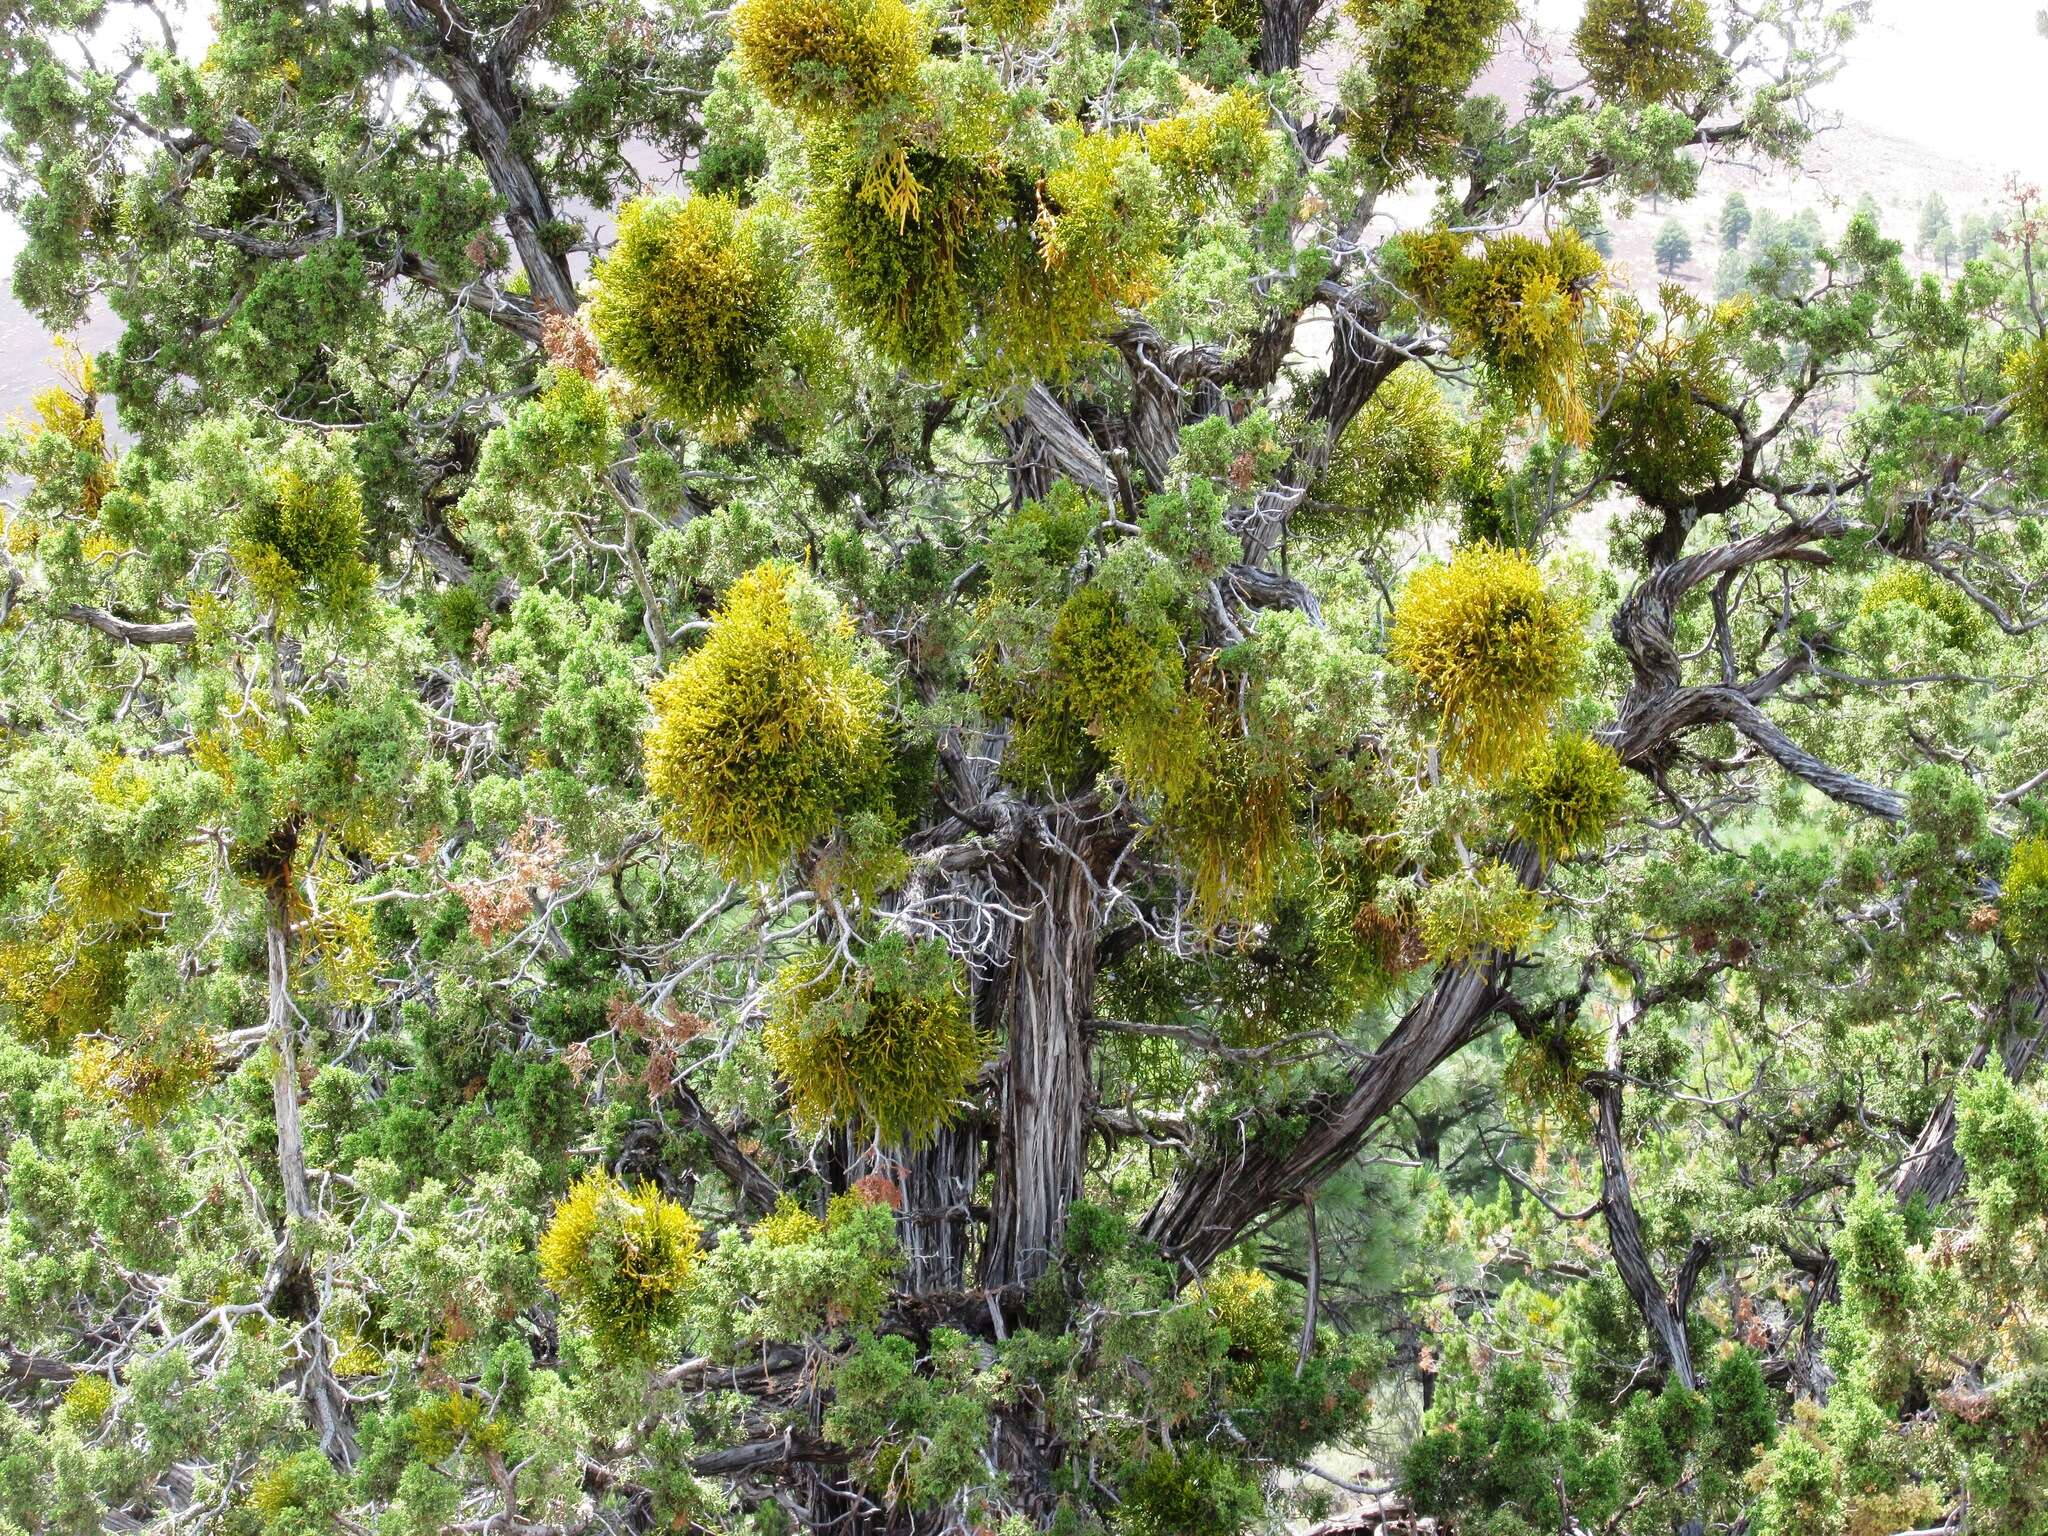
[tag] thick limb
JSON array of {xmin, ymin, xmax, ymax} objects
[{"xmin": 265, "ymin": 882, "xmax": 357, "ymax": 1465}]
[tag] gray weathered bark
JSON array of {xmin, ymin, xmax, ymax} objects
[
  {"xmin": 1004, "ymin": 383, "xmax": 1117, "ymax": 504},
  {"xmin": 899, "ymin": 1125, "xmax": 981, "ymax": 1294},
  {"xmin": 1600, "ymin": 513, "xmax": 1909, "ymax": 820},
  {"xmin": 1256, "ymin": 0, "xmax": 1320, "ymax": 74},
  {"xmin": 979, "ymin": 824, "xmax": 1106, "ymax": 1288},
  {"xmin": 58, "ymin": 604, "xmax": 199, "ymax": 646},
  {"xmin": 384, "ymin": 0, "xmax": 582, "ymax": 318}
]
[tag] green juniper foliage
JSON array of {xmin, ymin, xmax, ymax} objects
[{"xmin": 9, "ymin": 2, "xmax": 2048, "ymax": 1534}]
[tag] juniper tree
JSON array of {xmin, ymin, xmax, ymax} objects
[
  {"xmin": 1935, "ymin": 219, "xmax": 1960, "ymax": 275},
  {"xmin": 11, "ymin": 3, "xmax": 2048, "ymax": 1536}
]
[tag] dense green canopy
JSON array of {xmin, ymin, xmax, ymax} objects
[{"xmin": 5, "ymin": 2, "xmax": 2048, "ymax": 1534}]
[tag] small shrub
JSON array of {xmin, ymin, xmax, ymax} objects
[
  {"xmin": 1417, "ymin": 860, "xmax": 1546, "ymax": 964},
  {"xmin": 964, "ymin": 0, "xmax": 1051, "ymax": 39},
  {"xmin": 1505, "ymin": 732, "xmax": 1629, "ymax": 858},
  {"xmin": 56, "ymin": 1374, "xmax": 113, "ymax": 1432},
  {"xmin": 1502, "ymin": 1017, "xmax": 1600, "ymax": 1133},
  {"xmin": 1575, "ymin": 0, "xmax": 1722, "ymax": 105},
  {"xmin": 0, "ymin": 919, "xmax": 133, "ymax": 1045},
  {"xmin": 2005, "ymin": 336, "xmax": 2048, "ymax": 444},
  {"xmin": 409, "ymin": 1389, "xmax": 508, "ymax": 1460},
  {"xmin": 21, "ymin": 346, "xmax": 112, "ymax": 517},
  {"xmin": 1393, "ymin": 228, "xmax": 1605, "ymax": 444},
  {"xmin": 246, "ymin": 1449, "xmax": 349, "ymax": 1532},
  {"xmin": 1343, "ymin": 0, "xmax": 1517, "ymax": 176},
  {"xmin": 810, "ymin": 147, "xmax": 1013, "ymax": 375},
  {"xmin": 2002, "ymin": 835, "xmax": 2048, "ymax": 961},
  {"xmin": 1164, "ymin": 0, "xmax": 1261, "ymax": 47},
  {"xmin": 1201, "ymin": 1265, "xmax": 1291, "ymax": 1362},
  {"xmin": 1047, "ymin": 585, "xmax": 1183, "ymax": 732},
  {"xmin": 994, "ymin": 130, "xmax": 1172, "ymax": 379},
  {"xmin": 1858, "ymin": 564, "xmax": 1986, "ymax": 653},
  {"xmin": 230, "ymin": 441, "xmax": 371, "ymax": 617},
  {"xmin": 69, "ymin": 1025, "xmax": 218, "ymax": 1128},
  {"xmin": 730, "ymin": 0, "xmax": 925, "ymax": 118},
  {"xmin": 1143, "ymin": 85, "xmax": 1274, "ymax": 210},
  {"xmin": 1152, "ymin": 721, "xmax": 1296, "ymax": 930},
  {"xmin": 1308, "ymin": 364, "xmax": 1460, "ymax": 535},
  {"xmin": 1590, "ymin": 291, "xmax": 1741, "ymax": 510}
]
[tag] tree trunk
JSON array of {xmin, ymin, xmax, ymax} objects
[
  {"xmin": 1257, "ymin": 0, "xmax": 1316, "ymax": 74},
  {"xmin": 1144, "ymin": 953, "xmax": 1507, "ymax": 1270},
  {"xmin": 978, "ymin": 826, "xmax": 1104, "ymax": 1288},
  {"xmin": 1110, "ymin": 324, "xmax": 1227, "ymax": 488},
  {"xmin": 1308, "ymin": 288, "xmax": 1401, "ymax": 456},
  {"xmin": 1004, "ymin": 384, "xmax": 1116, "ymax": 506},
  {"xmin": 880, "ymin": 827, "xmax": 999, "ymax": 1295}
]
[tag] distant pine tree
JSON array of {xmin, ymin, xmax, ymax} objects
[
  {"xmin": 1918, "ymin": 190, "xmax": 1952, "ymax": 257},
  {"xmin": 1719, "ymin": 191, "xmax": 1752, "ymax": 249},
  {"xmin": 1655, "ymin": 217, "xmax": 1694, "ymax": 275}
]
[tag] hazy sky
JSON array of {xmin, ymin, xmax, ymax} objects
[
  {"xmin": 1812, "ymin": 2, "xmax": 2048, "ymax": 179},
  {"xmin": 1530, "ymin": 0, "xmax": 2048, "ymax": 179}
]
